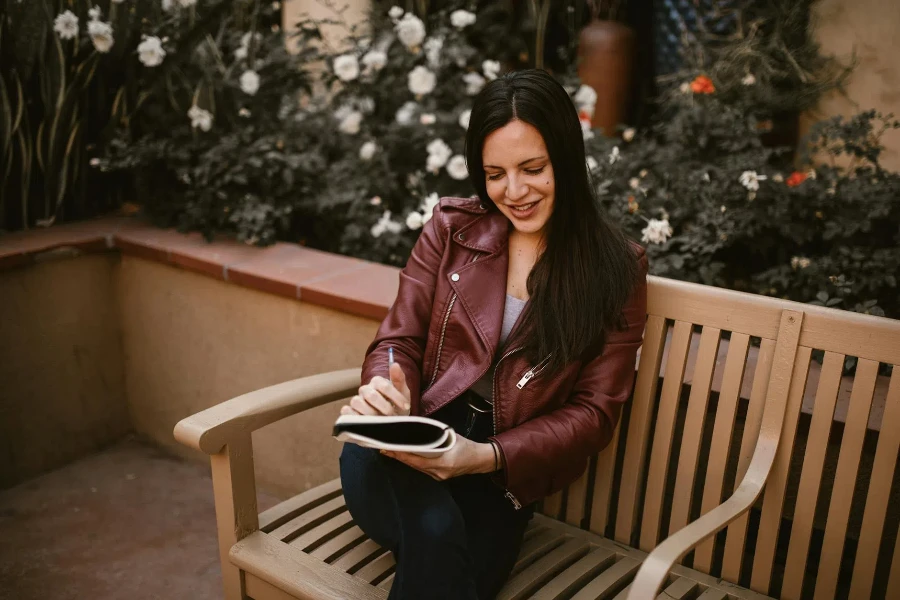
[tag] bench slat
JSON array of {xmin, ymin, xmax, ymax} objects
[
  {"xmin": 610, "ymin": 315, "xmax": 667, "ymax": 543},
  {"xmin": 377, "ymin": 572, "xmax": 394, "ymax": 591},
  {"xmin": 849, "ymin": 368, "xmax": 900, "ymax": 598},
  {"xmin": 813, "ymin": 357, "xmax": 879, "ymax": 599},
  {"xmin": 269, "ymin": 495, "xmax": 347, "ymax": 542},
  {"xmin": 693, "ymin": 332, "xmax": 751, "ymax": 572},
  {"xmin": 259, "ymin": 478, "xmax": 342, "ymax": 532},
  {"xmin": 781, "ymin": 350, "xmax": 845, "ymax": 600},
  {"xmin": 354, "ymin": 550, "xmax": 395, "ymax": 584},
  {"xmin": 887, "ymin": 522, "xmax": 900, "ymax": 600},
  {"xmin": 749, "ymin": 347, "xmax": 812, "ymax": 593},
  {"xmin": 288, "ymin": 511, "xmax": 354, "ymax": 552},
  {"xmin": 310, "ymin": 525, "xmax": 366, "ymax": 562},
  {"xmin": 530, "ymin": 547, "xmax": 617, "ymax": 600},
  {"xmin": 332, "ymin": 538, "xmax": 384, "ymax": 573},
  {"xmin": 659, "ymin": 576, "xmax": 699, "ymax": 598},
  {"xmin": 640, "ymin": 320, "xmax": 693, "ymax": 551},
  {"xmin": 696, "ymin": 588, "xmax": 729, "ymax": 600},
  {"xmin": 511, "ymin": 530, "xmax": 567, "ymax": 575},
  {"xmin": 668, "ymin": 326, "xmax": 721, "ymax": 537},
  {"xmin": 564, "ymin": 465, "xmax": 591, "ymax": 528},
  {"xmin": 721, "ymin": 337, "xmax": 776, "ymax": 581},
  {"xmin": 570, "ymin": 556, "xmax": 640, "ymax": 600},
  {"xmin": 498, "ymin": 538, "xmax": 589, "ymax": 600},
  {"xmin": 542, "ymin": 490, "xmax": 564, "ymax": 520}
]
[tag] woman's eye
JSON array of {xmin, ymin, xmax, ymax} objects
[
  {"xmin": 486, "ymin": 173, "xmax": 504, "ymax": 181},
  {"xmin": 525, "ymin": 167, "xmax": 545, "ymax": 176}
]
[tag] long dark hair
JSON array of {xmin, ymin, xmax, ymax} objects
[{"xmin": 464, "ymin": 69, "xmax": 640, "ymax": 372}]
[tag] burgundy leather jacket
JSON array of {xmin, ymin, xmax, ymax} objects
[{"xmin": 360, "ymin": 196, "xmax": 648, "ymax": 508}]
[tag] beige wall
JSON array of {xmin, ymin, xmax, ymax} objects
[
  {"xmin": 116, "ymin": 257, "xmax": 378, "ymax": 497},
  {"xmin": 808, "ymin": 0, "xmax": 900, "ymax": 170},
  {"xmin": 0, "ymin": 254, "xmax": 129, "ymax": 489}
]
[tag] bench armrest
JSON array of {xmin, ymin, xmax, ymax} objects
[
  {"xmin": 173, "ymin": 368, "xmax": 361, "ymax": 454},
  {"xmin": 628, "ymin": 309, "xmax": 803, "ymax": 599}
]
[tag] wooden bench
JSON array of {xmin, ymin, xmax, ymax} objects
[{"xmin": 174, "ymin": 276, "xmax": 900, "ymax": 599}]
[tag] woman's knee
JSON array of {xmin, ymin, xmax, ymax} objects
[{"xmin": 413, "ymin": 504, "xmax": 466, "ymax": 547}]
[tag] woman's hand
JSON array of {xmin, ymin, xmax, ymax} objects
[
  {"xmin": 381, "ymin": 436, "xmax": 498, "ymax": 480},
  {"xmin": 340, "ymin": 362, "xmax": 412, "ymax": 417}
]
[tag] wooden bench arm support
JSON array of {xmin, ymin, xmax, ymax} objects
[
  {"xmin": 628, "ymin": 310, "xmax": 803, "ymax": 599},
  {"xmin": 173, "ymin": 368, "xmax": 361, "ymax": 454}
]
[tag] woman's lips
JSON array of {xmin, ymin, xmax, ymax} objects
[{"xmin": 506, "ymin": 199, "xmax": 540, "ymax": 219}]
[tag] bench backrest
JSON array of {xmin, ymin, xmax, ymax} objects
[{"xmin": 540, "ymin": 275, "xmax": 900, "ymax": 598}]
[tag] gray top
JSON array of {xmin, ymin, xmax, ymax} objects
[{"xmin": 468, "ymin": 294, "xmax": 527, "ymax": 401}]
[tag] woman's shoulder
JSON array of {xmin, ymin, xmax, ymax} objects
[{"xmin": 430, "ymin": 196, "xmax": 491, "ymax": 233}]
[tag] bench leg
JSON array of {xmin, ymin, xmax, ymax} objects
[{"xmin": 211, "ymin": 434, "xmax": 260, "ymax": 600}]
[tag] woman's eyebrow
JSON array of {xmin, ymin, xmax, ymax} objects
[{"xmin": 484, "ymin": 155, "xmax": 547, "ymax": 169}]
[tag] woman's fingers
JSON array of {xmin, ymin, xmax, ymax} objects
[
  {"xmin": 359, "ymin": 385, "xmax": 395, "ymax": 415},
  {"xmin": 340, "ymin": 405, "xmax": 360, "ymax": 416},
  {"xmin": 349, "ymin": 394, "xmax": 382, "ymax": 416},
  {"xmin": 370, "ymin": 377, "xmax": 409, "ymax": 412}
]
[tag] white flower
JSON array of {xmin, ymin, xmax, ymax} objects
[
  {"xmin": 622, "ymin": 127, "xmax": 636, "ymax": 142},
  {"xmin": 361, "ymin": 50, "xmax": 387, "ymax": 73},
  {"xmin": 424, "ymin": 37, "xmax": 443, "ymax": 67},
  {"xmin": 742, "ymin": 73, "xmax": 757, "ymax": 86},
  {"xmin": 419, "ymin": 113, "xmax": 436, "ymax": 125},
  {"xmin": 388, "ymin": 5, "xmax": 404, "ymax": 20},
  {"xmin": 420, "ymin": 193, "xmax": 440, "ymax": 220},
  {"xmin": 639, "ymin": 169, "xmax": 648, "ymax": 178},
  {"xmin": 88, "ymin": 20, "xmax": 114, "ymax": 53},
  {"xmin": 608, "ymin": 146, "xmax": 620, "ymax": 164},
  {"xmin": 178, "ymin": 0, "xmax": 197, "ymax": 6},
  {"xmin": 450, "ymin": 9, "xmax": 476, "ymax": 29},
  {"xmin": 581, "ymin": 120, "xmax": 594, "ymax": 141},
  {"xmin": 739, "ymin": 170, "xmax": 766, "ymax": 191},
  {"xmin": 406, "ymin": 211, "xmax": 424, "ymax": 230},
  {"xmin": 137, "ymin": 36, "xmax": 166, "ymax": 67},
  {"xmin": 53, "ymin": 11, "xmax": 79, "ymax": 40},
  {"xmin": 679, "ymin": 82, "xmax": 691, "ymax": 94},
  {"xmin": 338, "ymin": 110, "xmax": 363, "ymax": 134},
  {"xmin": 369, "ymin": 196, "xmax": 382, "ymax": 206},
  {"xmin": 355, "ymin": 96, "xmax": 375, "ymax": 114},
  {"xmin": 239, "ymin": 70, "xmax": 261, "ymax": 95},
  {"xmin": 791, "ymin": 256, "xmax": 811, "ymax": 270},
  {"xmin": 426, "ymin": 139, "xmax": 452, "ymax": 173},
  {"xmin": 162, "ymin": 0, "xmax": 175, "ymax": 10},
  {"xmin": 371, "ymin": 211, "xmax": 403, "ymax": 238},
  {"xmin": 446, "ymin": 155, "xmax": 468, "ymax": 180},
  {"xmin": 333, "ymin": 54, "xmax": 360, "ymax": 82},
  {"xmin": 88, "ymin": 6, "xmax": 102, "ymax": 21},
  {"xmin": 234, "ymin": 46, "xmax": 248, "ymax": 61},
  {"xmin": 395, "ymin": 101, "xmax": 418, "ymax": 125},
  {"xmin": 463, "ymin": 72, "xmax": 485, "ymax": 96},
  {"xmin": 188, "ymin": 105, "xmax": 213, "ymax": 132},
  {"xmin": 574, "ymin": 84, "xmax": 597, "ymax": 114},
  {"xmin": 408, "ymin": 65, "xmax": 436, "ymax": 95},
  {"xmin": 641, "ymin": 218, "xmax": 673, "ymax": 245},
  {"xmin": 458, "ymin": 109, "xmax": 471, "ymax": 129},
  {"xmin": 586, "ymin": 156, "xmax": 598, "ymax": 171},
  {"xmin": 238, "ymin": 107, "xmax": 251, "ymax": 118},
  {"xmin": 482, "ymin": 60, "xmax": 501, "ymax": 81},
  {"xmin": 629, "ymin": 177, "xmax": 640, "ymax": 190},
  {"xmin": 395, "ymin": 13, "xmax": 426, "ymax": 50},
  {"xmin": 772, "ymin": 173, "xmax": 784, "ymax": 183},
  {"xmin": 359, "ymin": 141, "xmax": 377, "ymax": 161},
  {"xmin": 240, "ymin": 32, "xmax": 262, "ymax": 49},
  {"xmin": 112, "ymin": 0, "xmax": 126, "ymax": 3}
]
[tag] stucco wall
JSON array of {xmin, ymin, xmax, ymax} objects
[
  {"xmin": 116, "ymin": 256, "xmax": 378, "ymax": 497},
  {"xmin": 809, "ymin": 0, "xmax": 900, "ymax": 171},
  {"xmin": 0, "ymin": 254, "xmax": 129, "ymax": 489}
]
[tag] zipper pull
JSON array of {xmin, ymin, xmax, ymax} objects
[
  {"xmin": 505, "ymin": 491, "xmax": 522, "ymax": 510},
  {"xmin": 516, "ymin": 369, "xmax": 536, "ymax": 389}
]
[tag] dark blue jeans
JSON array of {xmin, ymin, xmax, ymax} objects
[{"xmin": 338, "ymin": 398, "xmax": 534, "ymax": 600}]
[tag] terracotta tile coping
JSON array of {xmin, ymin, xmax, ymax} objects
[
  {"xmin": 0, "ymin": 216, "xmax": 398, "ymax": 321},
  {"xmin": 1, "ymin": 216, "xmax": 886, "ymax": 432}
]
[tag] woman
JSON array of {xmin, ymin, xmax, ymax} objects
[{"xmin": 339, "ymin": 69, "xmax": 648, "ymax": 599}]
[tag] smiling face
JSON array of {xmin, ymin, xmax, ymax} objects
[{"xmin": 482, "ymin": 119, "xmax": 555, "ymax": 238}]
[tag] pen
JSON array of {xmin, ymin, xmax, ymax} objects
[{"xmin": 388, "ymin": 346, "xmax": 394, "ymax": 373}]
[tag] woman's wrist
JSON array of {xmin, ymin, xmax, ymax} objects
[{"xmin": 472, "ymin": 441, "xmax": 499, "ymax": 474}]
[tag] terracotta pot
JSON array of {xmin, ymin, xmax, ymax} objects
[{"xmin": 577, "ymin": 19, "xmax": 636, "ymax": 136}]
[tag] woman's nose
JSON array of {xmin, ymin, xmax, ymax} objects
[{"xmin": 506, "ymin": 175, "xmax": 528, "ymax": 201}]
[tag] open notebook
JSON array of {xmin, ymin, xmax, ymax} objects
[{"xmin": 332, "ymin": 414, "xmax": 457, "ymax": 456}]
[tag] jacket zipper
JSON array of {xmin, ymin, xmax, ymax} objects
[
  {"xmin": 427, "ymin": 254, "xmax": 480, "ymax": 389},
  {"xmin": 515, "ymin": 354, "xmax": 552, "ymax": 389},
  {"xmin": 492, "ymin": 346, "xmax": 524, "ymax": 510}
]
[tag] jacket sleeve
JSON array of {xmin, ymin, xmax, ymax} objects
[
  {"xmin": 359, "ymin": 204, "xmax": 448, "ymax": 413},
  {"xmin": 490, "ymin": 248, "xmax": 649, "ymax": 506}
]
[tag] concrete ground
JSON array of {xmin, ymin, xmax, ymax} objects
[{"xmin": 0, "ymin": 437, "xmax": 282, "ymax": 600}]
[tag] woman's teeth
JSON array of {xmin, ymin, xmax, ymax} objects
[{"xmin": 512, "ymin": 202, "xmax": 537, "ymax": 212}]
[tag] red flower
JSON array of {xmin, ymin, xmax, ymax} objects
[
  {"xmin": 786, "ymin": 171, "xmax": 808, "ymax": 187},
  {"xmin": 690, "ymin": 75, "xmax": 715, "ymax": 94}
]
